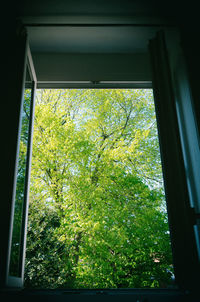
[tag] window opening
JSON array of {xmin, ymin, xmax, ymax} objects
[{"xmin": 25, "ymin": 88, "xmax": 175, "ymax": 289}]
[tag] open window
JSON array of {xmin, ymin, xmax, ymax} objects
[
  {"xmin": 149, "ymin": 32, "xmax": 200, "ymax": 290},
  {"xmin": 4, "ymin": 26, "xmax": 200, "ymax": 294},
  {"xmin": 6, "ymin": 35, "xmax": 37, "ymax": 287}
]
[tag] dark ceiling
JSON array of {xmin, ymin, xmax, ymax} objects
[
  {"xmin": 27, "ymin": 26, "xmax": 164, "ymax": 54},
  {"xmin": 16, "ymin": 0, "xmax": 175, "ymax": 18},
  {"xmin": 16, "ymin": 0, "xmax": 194, "ymax": 24},
  {"xmin": 15, "ymin": 0, "xmax": 199, "ymax": 55}
]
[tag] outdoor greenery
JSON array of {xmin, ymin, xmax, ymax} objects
[{"xmin": 24, "ymin": 89, "xmax": 174, "ymax": 289}]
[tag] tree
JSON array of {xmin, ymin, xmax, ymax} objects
[{"xmin": 25, "ymin": 89, "xmax": 174, "ymax": 288}]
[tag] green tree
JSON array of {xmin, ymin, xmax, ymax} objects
[{"xmin": 25, "ymin": 89, "xmax": 174, "ymax": 289}]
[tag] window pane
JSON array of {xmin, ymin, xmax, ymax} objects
[
  {"xmin": 25, "ymin": 89, "xmax": 175, "ymax": 289},
  {"xmin": 9, "ymin": 66, "xmax": 32, "ymax": 276}
]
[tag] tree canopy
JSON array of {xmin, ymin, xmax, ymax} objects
[{"xmin": 24, "ymin": 89, "xmax": 174, "ymax": 289}]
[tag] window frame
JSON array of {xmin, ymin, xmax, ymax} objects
[
  {"xmin": 6, "ymin": 41, "xmax": 37, "ymax": 288},
  {"xmin": 3, "ymin": 28, "xmax": 199, "ymax": 296},
  {"xmin": 149, "ymin": 31, "xmax": 200, "ymax": 291}
]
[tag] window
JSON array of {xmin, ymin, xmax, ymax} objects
[
  {"xmin": 6, "ymin": 44, "xmax": 37, "ymax": 287},
  {"xmin": 3, "ymin": 28, "xmax": 199, "ymax": 299},
  {"xmin": 9, "ymin": 65, "xmax": 33, "ymax": 277},
  {"xmin": 25, "ymin": 88, "xmax": 174, "ymax": 289}
]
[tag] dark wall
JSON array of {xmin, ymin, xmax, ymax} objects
[{"xmin": 180, "ymin": 26, "xmax": 200, "ymax": 135}]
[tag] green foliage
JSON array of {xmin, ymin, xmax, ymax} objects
[{"xmin": 25, "ymin": 89, "xmax": 174, "ymax": 289}]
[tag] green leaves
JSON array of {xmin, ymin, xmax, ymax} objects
[{"xmin": 25, "ymin": 89, "xmax": 174, "ymax": 289}]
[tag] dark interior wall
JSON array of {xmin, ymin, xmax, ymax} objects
[
  {"xmin": 14, "ymin": 0, "xmax": 200, "ymax": 29},
  {"xmin": 15, "ymin": 0, "xmax": 176, "ymax": 19},
  {"xmin": 1, "ymin": 28, "xmax": 26, "ymax": 287},
  {"xmin": 180, "ymin": 26, "xmax": 200, "ymax": 136},
  {"xmin": 33, "ymin": 53, "xmax": 151, "ymax": 83},
  {"xmin": 26, "ymin": 24, "xmax": 158, "ymax": 83}
]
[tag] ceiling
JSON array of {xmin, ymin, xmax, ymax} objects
[
  {"xmin": 27, "ymin": 26, "xmax": 163, "ymax": 54},
  {"xmin": 16, "ymin": 0, "xmax": 196, "ymax": 55},
  {"xmin": 14, "ymin": 0, "xmax": 198, "ymax": 83},
  {"xmin": 15, "ymin": 0, "xmax": 198, "ymax": 29},
  {"xmin": 16, "ymin": 0, "xmax": 177, "ymax": 19},
  {"xmin": 21, "ymin": 0, "xmax": 168, "ymax": 55}
]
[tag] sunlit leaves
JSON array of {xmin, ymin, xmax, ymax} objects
[{"xmin": 25, "ymin": 89, "xmax": 173, "ymax": 289}]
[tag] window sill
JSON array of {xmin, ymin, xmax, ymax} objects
[{"xmin": 1, "ymin": 288, "xmax": 199, "ymax": 302}]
